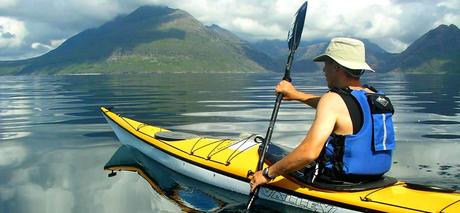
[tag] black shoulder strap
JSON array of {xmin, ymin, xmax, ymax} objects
[
  {"xmin": 329, "ymin": 87, "xmax": 353, "ymax": 95},
  {"xmin": 329, "ymin": 87, "xmax": 363, "ymax": 134},
  {"xmin": 363, "ymin": 84, "xmax": 378, "ymax": 93}
]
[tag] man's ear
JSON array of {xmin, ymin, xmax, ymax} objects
[{"xmin": 334, "ymin": 63, "xmax": 341, "ymax": 72}]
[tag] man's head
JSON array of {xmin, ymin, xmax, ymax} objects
[{"xmin": 313, "ymin": 37, "xmax": 374, "ymax": 87}]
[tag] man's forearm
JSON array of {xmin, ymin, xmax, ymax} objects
[
  {"xmin": 267, "ymin": 147, "xmax": 314, "ymax": 178},
  {"xmin": 295, "ymin": 92, "xmax": 320, "ymax": 108}
]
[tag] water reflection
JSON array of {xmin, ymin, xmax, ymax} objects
[
  {"xmin": 402, "ymin": 74, "xmax": 460, "ymax": 116},
  {"xmin": 0, "ymin": 73, "xmax": 459, "ymax": 212},
  {"xmin": 387, "ymin": 140, "xmax": 460, "ymax": 190},
  {"xmin": 0, "ymin": 142, "xmax": 28, "ymax": 167},
  {"xmin": 104, "ymin": 145, "xmax": 294, "ymax": 212},
  {"xmin": 104, "ymin": 145, "xmax": 236, "ymax": 212}
]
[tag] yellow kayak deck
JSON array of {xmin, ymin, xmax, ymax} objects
[{"xmin": 101, "ymin": 107, "xmax": 460, "ymax": 212}]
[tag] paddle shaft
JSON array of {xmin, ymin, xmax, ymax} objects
[
  {"xmin": 246, "ymin": 2, "xmax": 307, "ymax": 210},
  {"xmin": 246, "ymin": 50, "xmax": 295, "ymax": 210},
  {"xmin": 257, "ymin": 50, "xmax": 294, "ymax": 170}
]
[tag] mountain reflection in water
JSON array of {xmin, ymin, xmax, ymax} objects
[{"xmin": 1, "ymin": 73, "xmax": 459, "ymax": 212}]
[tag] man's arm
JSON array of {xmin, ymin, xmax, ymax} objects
[
  {"xmin": 267, "ymin": 92, "xmax": 339, "ymax": 177},
  {"xmin": 298, "ymin": 93, "xmax": 321, "ymax": 108},
  {"xmin": 250, "ymin": 92, "xmax": 340, "ymax": 191},
  {"xmin": 275, "ymin": 80, "xmax": 320, "ymax": 108}
]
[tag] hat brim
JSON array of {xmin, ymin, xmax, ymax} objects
[
  {"xmin": 313, "ymin": 54, "xmax": 375, "ymax": 72},
  {"xmin": 312, "ymin": 54, "xmax": 330, "ymax": 62}
]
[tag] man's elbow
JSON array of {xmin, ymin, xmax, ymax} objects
[
  {"xmin": 302, "ymin": 149, "xmax": 320, "ymax": 164},
  {"xmin": 296, "ymin": 140, "xmax": 323, "ymax": 164}
]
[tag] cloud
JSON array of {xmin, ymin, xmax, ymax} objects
[
  {"xmin": 1, "ymin": 183, "xmax": 75, "ymax": 213},
  {"xmin": 0, "ymin": 0, "xmax": 137, "ymax": 60},
  {"xmin": 145, "ymin": 0, "xmax": 304, "ymax": 40},
  {"xmin": 436, "ymin": 0, "xmax": 459, "ymax": 9},
  {"xmin": 1, "ymin": 31, "xmax": 14, "ymax": 38},
  {"xmin": 0, "ymin": 146, "xmax": 182, "ymax": 213},
  {"xmin": 0, "ymin": 16, "xmax": 27, "ymax": 48},
  {"xmin": 31, "ymin": 42, "xmax": 51, "ymax": 50},
  {"xmin": 94, "ymin": 172, "xmax": 181, "ymax": 213},
  {"xmin": 144, "ymin": 0, "xmax": 459, "ymax": 52},
  {"xmin": 0, "ymin": 0, "xmax": 16, "ymax": 9},
  {"xmin": 0, "ymin": 142, "xmax": 28, "ymax": 167},
  {"xmin": 50, "ymin": 38, "xmax": 65, "ymax": 47},
  {"xmin": 0, "ymin": 0, "xmax": 459, "ymax": 60},
  {"xmin": 435, "ymin": 12, "xmax": 460, "ymax": 28},
  {"xmin": 30, "ymin": 39, "xmax": 65, "ymax": 52}
]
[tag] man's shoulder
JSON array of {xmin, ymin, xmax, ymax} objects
[
  {"xmin": 321, "ymin": 91, "xmax": 343, "ymax": 102},
  {"xmin": 317, "ymin": 92, "xmax": 345, "ymax": 110}
]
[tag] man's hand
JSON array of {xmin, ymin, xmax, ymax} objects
[
  {"xmin": 275, "ymin": 80, "xmax": 320, "ymax": 108},
  {"xmin": 275, "ymin": 80, "xmax": 300, "ymax": 101},
  {"xmin": 249, "ymin": 170, "xmax": 270, "ymax": 192}
]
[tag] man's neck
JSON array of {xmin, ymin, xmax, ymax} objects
[{"xmin": 338, "ymin": 79, "xmax": 362, "ymax": 88}]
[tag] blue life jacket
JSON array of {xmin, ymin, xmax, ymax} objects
[{"xmin": 319, "ymin": 87, "xmax": 395, "ymax": 178}]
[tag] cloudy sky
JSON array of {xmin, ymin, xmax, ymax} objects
[{"xmin": 0, "ymin": 0, "xmax": 458, "ymax": 60}]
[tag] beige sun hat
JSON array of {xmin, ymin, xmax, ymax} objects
[{"xmin": 313, "ymin": 37, "xmax": 374, "ymax": 72}]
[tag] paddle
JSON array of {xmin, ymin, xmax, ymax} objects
[{"xmin": 246, "ymin": 1, "xmax": 308, "ymax": 211}]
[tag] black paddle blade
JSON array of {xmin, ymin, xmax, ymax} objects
[{"xmin": 287, "ymin": 1, "xmax": 308, "ymax": 51}]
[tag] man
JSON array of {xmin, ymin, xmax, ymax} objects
[{"xmin": 250, "ymin": 37, "xmax": 395, "ymax": 191}]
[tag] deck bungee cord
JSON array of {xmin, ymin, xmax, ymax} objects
[{"xmin": 118, "ymin": 112, "xmax": 259, "ymax": 166}]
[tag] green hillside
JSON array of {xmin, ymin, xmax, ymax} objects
[
  {"xmin": 0, "ymin": 6, "xmax": 274, "ymax": 75},
  {"xmin": 251, "ymin": 39, "xmax": 392, "ymax": 73},
  {"xmin": 386, "ymin": 24, "xmax": 460, "ymax": 74},
  {"xmin": 1, "ymin": 5, "xmax": 458, "ymax": 75}
]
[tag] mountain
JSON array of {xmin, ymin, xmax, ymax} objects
[
  {"xmin": 205, "ymin": 24, "xmax": 277, "ymax": 72},
  {"xmin": 385, "ymin": 24, "xmax": 460, "ymax": 74},
  {"xmin": 206, "ymin": 24, "xmax": 244, "ymax": 44},
  {"xmin": 0, "ymin": 5, "xmax": 458, "ymax": 75},
  {"xmin": 251, "ymin": 38, "xmax": 392, "ymax": 73},
  {"xmin": 250, "ymin": 39, "xmax": 290, "ymax": 60},
  {"xmin": 250, "ymin": 39, "xmax": 325, "ymax": 72},
  {"xmin": 362, "ymin": 39, "xmax": 394, "ymax": 71},
  {"xmin": 251, "ymin": 24, "xmax": 460, "ymax": 74},
  {"xmin": 0, "ymin": 6, "xmax": 275, "ymax": 74}
]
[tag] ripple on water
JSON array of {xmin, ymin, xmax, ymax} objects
[
  {"xmin": 439, "ymin": 165, "xmax": 453, "ymax": 170},
  {"xmin": 421, "ymin": 134, "xmax": 460, "ymax": 139},
  {"xmin": 0, "ymin": 132, "xmax": 31, "ymax": 140},
  {"xmin": 418, "ymin": 120, "xmax": 460, "ymax": 125}
]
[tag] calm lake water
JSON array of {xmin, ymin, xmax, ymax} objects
[{"xmin": 1, "ymin": 72, "xmax": 460, "ymax": 212}]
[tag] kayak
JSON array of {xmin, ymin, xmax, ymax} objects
[{"xmin": 101, "ymin": 107, "xmax": 460, "ymax": 212}]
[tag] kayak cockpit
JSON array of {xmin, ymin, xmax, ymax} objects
[
  {"xmin": 262, "ymin": 143, "xmax": 398, "ymax": 192},
  {"xmin": 154, "ymin": 131, "xmax": 199, "ymax": 141}
]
